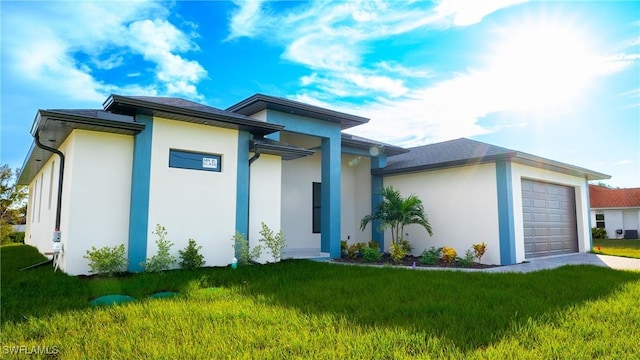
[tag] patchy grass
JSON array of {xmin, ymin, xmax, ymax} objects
[
  {"xmin": 2, "ymin": 245, "xmax": 640, "ymax": 359},
  {"xmin": 593, "ymin": 238, "xmax": 640, "ymax": 259}
]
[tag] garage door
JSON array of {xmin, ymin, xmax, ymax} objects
[{"xmin": 521, "ymin": 179, "xmax": 578, "ymax": 258}]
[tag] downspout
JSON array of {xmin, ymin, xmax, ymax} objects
[
  {"xmin": 34, "ymin": 132, "xmax": 64, "ymax": 232},
  {"xmin": 22, "ymin": 132, "xmax": 66, "ymax": 272}
]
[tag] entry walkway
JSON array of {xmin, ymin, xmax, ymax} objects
[{"xmin": 483, "ymin": 253, "xmax": 640, "ymax": 273}]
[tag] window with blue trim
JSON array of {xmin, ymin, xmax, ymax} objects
[{"xmin": 169, "ymin": 149, "xmax": 222, "ymax": 172}]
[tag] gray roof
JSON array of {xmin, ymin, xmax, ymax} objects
[
  {"xmin": 104, "ymin": 94, "xmax": 283, "ymax": 137},
  {"xmin": 18, "ymin": 109, "xmax": 145, "ymax": 184},
  {"xmin": 227, "ymin": 93, "xmax": 369, "ymax": 130},
  {"xmin": 374, "ymin": 138, "xmax": 610, "ymax": 181}
]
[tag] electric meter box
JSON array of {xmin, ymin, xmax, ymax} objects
[{"xmin": 53, "ymin": 231, "xmax": 61, "ymax": 242}]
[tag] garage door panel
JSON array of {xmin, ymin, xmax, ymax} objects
[{"xmin": 522, "ymin": 179, "xmax": 578, "ymax": 258}]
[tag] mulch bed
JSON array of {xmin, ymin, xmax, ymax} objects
[{"xmin": 333, "ymin": 254, "xmax": 499, "ymax": 269}]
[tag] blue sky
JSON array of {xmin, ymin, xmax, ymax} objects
[{"xmin": 1, "ymin": 0, "xmax": 638, "ymax": 187}]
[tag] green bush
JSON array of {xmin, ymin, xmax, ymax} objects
[
  {"xmin": 361, "ymin": 247, "xmax": 382, "ymax": 262},
  {"xmin": 346, "ymin": 242, "xmax": 366, "ymax": 259},
  {"xmin": 420, "ymin": 246, "xmax": 442, "ymax": 265},
  {"xmin": 1, "ymin": 226, "xmax": 24, "ymax": 245},
  {"xmin": 340, "ymin": 240, "xmax": 348, "ymax": 256},
  {"xmin": 233, "ymin": 232, "xmax": 262, "ymax": 265},
  {"xmin": 592, "ymin": 227, "xmax": 608, "ymax": 239},
  {"xmin": 389, "ymin": 242, "xmax": 407, "ymax": 263},
  {"xmin": 179, "ymin": 239, "xmax": 205, "ymax": 270},
  {"xmin": 142, "ymin": 225, "xmax": 176, "ymax": 272},
  {"xmin": 457, "ymin": 250, "xmax": 476, "ymax": 268},
  {"xmin": 441, "ymin": 246, "xmax": 457, "ymax": 264},
  {"xmin": 399, "ymin": 239, "xmax": 413, "ymax": 254},
  {"xmin": 259, "ymin": 222, "xmax": 286, "ymax": 262},
  {"xmin": 84, "ymin": 244, "xmax": 127, "ymax": 276},
  {"xmin": 368, "ymin": 240, "xmax": 380, "ymax": 251}
]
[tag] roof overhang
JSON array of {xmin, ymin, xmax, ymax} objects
[
  {"xmin": 250, "ymin": 138, "xmax": 315, "ymax": 161},
  {"xmin": 373, "ymin": 151, "xmax": 610, "ymax": 181},
  {"xmin": 18, "ymin": 110, "xmax": 144, "ymax": 184},
  {"xmin": 341, "ymin": 133, "xmax": 408, "ymax": 157},
  {"xmin": 104, "ymin": 94, "xmax": 283, "ymax": 137},
  {"xmin": 227, "ymin": 94, "xmax": 369, "ymax": 130}
]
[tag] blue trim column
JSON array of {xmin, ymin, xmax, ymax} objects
[
  {"xmin": 128, "ymin": 115, "xmax": 153, "ymax": 272},
  {"xmin": 496, "ymin": 160, "xmax": 516, "ymax": 265},
  {"xmin": 321, "ymin": 137, "xmax": 341, "ymax": 258},
  {"xmin": 585, "ymin": 177, "xmax": 593, "ymax": 250},
  {"xmin": 236, "ymin": 131, "xmax": 250, "ymax": 247},
  {"xmin": 370, "ymin": 155, "xmax": 387, "ymax": 251}
]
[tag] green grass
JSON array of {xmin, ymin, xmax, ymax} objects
[
  {"xmin": 2, "ymin": 245, "xmax": 640, "ymax": 359},
  {"xmin": 593, "ymin": 238, "xmax": 640, "ymax": 259}
]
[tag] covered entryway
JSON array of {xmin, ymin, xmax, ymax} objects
[{"xmin": 521, "ymin": 179, "xmax": 578, "ymax": 258}]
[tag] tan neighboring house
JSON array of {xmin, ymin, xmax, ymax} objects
[{"xmin": 590, "ymin": 185, "xmax": 640, "ymax": 239}]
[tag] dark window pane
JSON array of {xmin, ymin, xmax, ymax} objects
[{"xmin": 313, "ymin": 182, "xmax": 321, "ymax": 233}]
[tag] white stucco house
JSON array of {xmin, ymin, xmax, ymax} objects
[
  {"xmin": 18, "ymin": 94, "xmax": 609, "ymax": 275},
  {"xmin": 589, "ymin": 185, "xmax": 640, "ymax": 239}
]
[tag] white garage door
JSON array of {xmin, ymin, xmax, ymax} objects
[{"xmin": 521, "ymin": 179, "xmax": 578, "ymax": 258}]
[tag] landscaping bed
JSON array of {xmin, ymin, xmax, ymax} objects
[{"xmin": 333, "ymin": 253, "xmax": 498, "ymax": 269}]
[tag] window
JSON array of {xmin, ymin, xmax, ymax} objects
[
  {"xmin": 312, "ymin": 182, "xmax": 321, "ymax": 233},
  {"xmin": 595, "ymin": 214, "xmax": 605, "ymax": 229},
  {"xmin": 169, "ymin": 149, "xmax": 222, "ymax": 172}
]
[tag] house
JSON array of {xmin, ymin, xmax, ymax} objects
[
  {"xmin": 589, "ymin": 185, "xmax": 640, "ymax": 239},
  {"xmin": 18, "ymin": 94, "xmax": 610, "ymax": 275}
]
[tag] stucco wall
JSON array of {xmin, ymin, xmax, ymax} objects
[
  {"xmin": 249, "ymin": 153, "xmax": 282, "ymax": 262},
  {"xmin": 341, "ymin": 154, "xmax": 371, "ymax": 245},
  {"xmin": 146, "ymin": 118, "xmax": 238, "ymax": 268},
  {"xmin": 280, "ymin": 150, "xmax": 321, "ymax": 251},
  {"xmin": 510, "ymin": 162, "xmax": 591, "ymax": 263},
  {"xmin": 25, "ymin": 143, "xmax": 63, "ymax": 256},
  {"xmin": 383, "ymin": 163, "xmax": 501, "ymax": 265}
]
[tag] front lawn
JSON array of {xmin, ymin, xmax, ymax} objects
[
  {"xmin": 2, "ymin": 245, "xmax": 640, "ymax": 359},
  {"xmin": 593, "ymin": 238, "xmax": 640, "ymax": 259}
]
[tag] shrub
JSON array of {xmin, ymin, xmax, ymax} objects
[
  {"xmin": 179, "ymin": 239, "xmax": 205, "ymax": 270},
  {"xmin": 441, "ymin": 246, "xmax": 457, "ymax": 264},
  {"xmin": 368, "ymin": 240, "xmax": 380, "ymax": 250},
  {"xmin": 341, "ymin": 240, "xmax": 348, "ymax": 256},
  {"xmin": 458, "ymin": 250, "xmax": 476, "ymax": 268},
  {"xmin": 472, "ymin": 242, "xmax": 487, "ymax": 263},
  {"xmin": 259, "ymin": 222, "xmax": 286, "ymax": 262},
  {"xmin": 389, "ymin": 242, "xmax": 407, "ymax": 263},
  {"xmin": 347, "ymin": 242, "xmax": 366, "ymax": 259},
  {"xmin": 592, "ymin": 227, "xmax": 608, "ymax": 239},
  {"xmin": 420, "ymin": 246, "xmax": 442, "ymax": 265},
  {"xmin": 233, "ymin": 232, "xmax": 262, "ymax": 265},
  {"xmin": 399, "ymin": 239, "xmax": 413, "ymax": 254},
  {"xmin": 84, "ymin": 244, "xmax": 127, "ymax": 276},
  {"xmin": 142, "ymin": 225, "xmax": 176, "ymax": 272},
  {"xmin": 361, "ymin": 247, "xmax": 382, "ymax": 262}
]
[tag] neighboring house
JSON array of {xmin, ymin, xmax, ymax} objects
[
  {"xmin": 18, "ymin": 94, "xmax": 609, "ymax": 275},
  {"xmin": 589, "ymin": 185, "xmax": 640, "ymax": 239}
]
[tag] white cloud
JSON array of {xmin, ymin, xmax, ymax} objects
[
  {"xmin": 226, "ymin": 0, "xmax": 269, "ymax": 40},
  {"xmin": 2, "ymin": 1, "xmax": 206, "ymax": 102},
  {"xmin": 433, "ymin": 0, "xmax": 528, "ymax": 26}
]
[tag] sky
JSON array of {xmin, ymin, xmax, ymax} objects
[{"xmin": 1, "ymin": 0, "xmax": 639, "ymax": 187}]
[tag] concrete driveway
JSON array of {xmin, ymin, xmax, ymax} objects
[{"xmin": 484, "ymin": 253, "xmax": 640, "ymax": 273}]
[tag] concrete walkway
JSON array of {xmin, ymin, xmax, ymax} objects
[{"xmin": 483, "ymin": 253, "xmax": 640, "ymax": 273}]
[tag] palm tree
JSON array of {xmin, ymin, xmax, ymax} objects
[{"xmin": 360, "ymin": 186, "xmax": 433, "ymax": 245}]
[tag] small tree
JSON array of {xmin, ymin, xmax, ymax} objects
[
  {"xmin": 360, "ymin": 186, "xmax": 433, "ymax": 246},
  {"xmin": 258, "ymin": 222, "xmax": 286, "ymax": 262},
  {"xmin": 1, "ymin": 165, "xmax": 27, "ymax": 244},
  {"xmin": 142, "ymin": 225, "xmax": 176, "ymax": 272},
  {"xmin": 179, "ymin": 239, "xmax": 205, "ymax": 270}
]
